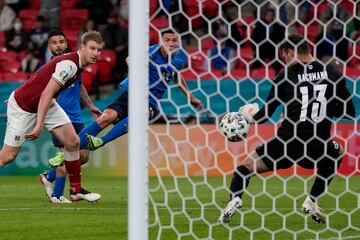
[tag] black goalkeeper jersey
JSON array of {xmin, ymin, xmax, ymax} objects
[{"xmin": 253, "ymin": 61, "xmax": 355, "ymax": 141}]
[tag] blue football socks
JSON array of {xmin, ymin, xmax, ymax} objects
[
  {"xmin": 101, "ymin": 118, "xmax": 128, "ymax": 146},
  {"xmin": 52, "ymin": 176, "xmax": 66, "ymax": 198},
  {"xmin": 46, "ymin": 168, "xmax": 56, "ymax": 182},
  {"xmin": 79, "ymin": 121, "xmax": 103, "ymax": 149}
]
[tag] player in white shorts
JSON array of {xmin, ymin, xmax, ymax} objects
[
  {"xmin": 5, "ymin": 92, "xmax": 70, "ymax": 147},
  {"xmin": 0, "ymin": 31, "xmax": 104, "ymax": 202}
]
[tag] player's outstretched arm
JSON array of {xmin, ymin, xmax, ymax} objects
[
  {"xmin": 174, "ymin": 74, "xmax": 204, "ymax": 111},
  {"xmin": 26, "ymin": 79, "xmax": 61, "ymax": 140},
  {"xmin": 80, "ymin": 83, "xmax": 102, "ymax": 119}
]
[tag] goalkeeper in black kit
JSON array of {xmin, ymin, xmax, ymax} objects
[{"xmin": 218, "ymin": 34, "xmax": 356, "ymax": 224}]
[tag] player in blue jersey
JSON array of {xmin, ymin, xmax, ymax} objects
[
  {"xmin": 47, "ymin": 29, "xmax": 203, "ymax": 167},
  {"xmin": 39, "ymin": 30, "xmax": 102, "ymax": 203}
]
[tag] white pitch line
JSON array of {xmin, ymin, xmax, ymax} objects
[
  {"xmin": 0, "ymin": 207, "xmax": 123, "ymax": 211},
  {"xmin": 153, "ymin": 206, "xmax": 354, "ymax": 211},
  {"xmin": 1, "ymin": 206, "xmax": 352, "ymax": 211},
  {"xmin": 307, "ymin": 235, "xmax": 360, "ymax": 240}
]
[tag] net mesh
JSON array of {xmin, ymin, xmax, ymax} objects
[{"xmin": 147, "ymin": 1, "xmax": 359, "ymax": 239}]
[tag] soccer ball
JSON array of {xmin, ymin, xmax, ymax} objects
[{"xmin": 219, "ymin": 112, "xmax": 250, "ymax": 142}]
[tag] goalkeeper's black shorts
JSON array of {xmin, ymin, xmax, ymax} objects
[
  {"xmin": 255, "ymin": 134, "xmax": 343, "ymax": 170},
  {"xmin": 107, "ymin": 91, "xmax": 159, "ymax": 123}
]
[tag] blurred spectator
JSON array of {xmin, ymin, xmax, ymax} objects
[
  {"xmin": 78, "ymin": 19, "xmax": 97, "ymax": 40},
  {"xmin": 0, "ymin": 0, "xmax": 16, "ymax": 31},
  {"xmin": 5, "ymin": 17, "xmax": 29, "ymax": 52},
  {"xmin": 319, "ymin": 2, "xmax": 351, "ymax": 25},
  {"xmin": 221, "ymin": 3, "xmax": 244, "ymax": 50},
  {"xmin": 251, "ymin": 7, "xmax": 285, "ymax": 74},
  {"xmin": 75, "ymin": 0, "xmax": 113, "ymax": 26},
  {"xmin": 205, "ymin": 20, "xmax": 236, "ymax": 72},
  {"xmin": 315, "ymin": 20, "xmax": 349, "ymax": 63},
  {"xmin": 6, "ymin": 0, "xmax": 29, "ymax": 13},
  {"xmin": 101, "ymin": 12, "xmax": 128, "ymax": 80},
  {"xmin": 21, "ymin": 49, "xmax": 40, "ymax": 73},
  {"xmin": 206, "ymin": 42, "xmax": 235, "ymax": 72},
  {"xmin": 347, "ymin": 7, "xmax": 360, "ymax": 41},
  {"xmin": 170, "ymin": 1, "xmax": 188, "ymax": 35},
  {"xmin": 118, "ymin": 0, "xmax": 128, "ymax": 20},
  {"xmin": 40, "ymin": 0, "xmax": 60, "ymax": 29},
  {"xmin": 28, "ymin": 15, "xmax": 49, "ymax": 60}
]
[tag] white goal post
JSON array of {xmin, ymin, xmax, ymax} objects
[
  {"xmin": 128, "ymin": 0, "xmax": 149, "ymax": 240},
  {"xmin": 129, "ymin": 0, "xmax": 359, "ymax": 240}
]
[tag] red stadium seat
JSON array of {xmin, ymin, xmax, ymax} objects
[
  {"xmin": 183, "ymin": 1, "xmax": 199, "ymax": 17},
  {"xmin": 181, "ymin": 69, "xmax": 197, "ymax": 80},
  {"xmin": 19, "ymin": 9, "xmax": 39, "ymax": 31},
  {"xmin": 250, "ymin": 67, "xmax": 276, "ymax": 79},
  {"xmin": 183, "ymin": 1, "xmax": 201, "ymax": 28},
  {"xmin": 96, "ymin": 50, "xmax": 117, "ymax": 84},
  {"xmin": 230, "ymin": 69, "xmax": 247, "ymax": 79},
  {"xmin": 82, "ymin": 63, "xmax": 98, "ymax": 93},
  {"xmin": 29, "ymin": 0, "xmax": 40, "ymax": 9},
  {"xmin": 151, "ymin": 17, "xmax": 169, "ymax": 30},
  {"xmin": 315, "ymin": 1, "xmax": 331, "ymax": 19},
  {"xmin": 149, "ymin": 26, "xmax": 159, "ymax": 44},
  {"xmin": 96, "ymin": 61, "xmax": 113, "ymax": 84},
  {"xmin": 201, "ymin": 38, "xmax": 215, "ymax": 52},
  {"xmin": 63, "ymin": 30, "xmax": 79, "ymax": 51},
  {"xmin": 150, "ymin": 0, "xmax": 158, "ymax": 17},
  {"xmin": 17, "ymin": 50, "xmax": 27, "ymax": 62},
  {"xmin": 0, "ymin": 61, "xmax": 21, "ymax": 73},
  {"xmin": 339, "ymin": 0, "xmax": 355, "ymax": 14},
  {"xmin": 61, "ymin": 9, "xmax": 89, "ymax": 31},
  {"xmin": 235, "ymin": 58, "xmax": 247, "ymax": 69},
  {"xmin": 345, "ymin": 67, "xmax": 360, "ymax": 78},
  {"xmin": 99, "ymin": 50, "xmax": 116, "ymax": 67},
  {"xmin": 347, "ymin": 44, "xmax": 360, "ymax": 67},
  {"xmin": 242, "ymin": 16, "xmax": 256, "ymax": 25},
  {"xmin": 2, "ymin": 72, "xmax": 29, "ymax": 82},
  {"xmin": 200, "ymin": 70, "xmax": 222, "ymax": 80},
  {"xmin": 306, "ymin": 21, "xmax": 320, "ymax": 43},
  {"xmin": 0, "ymin": 31, "xmax": 5, "ymax": 47},
  {"xmin": 61, "ymin": 0, "xmax": 80, "ymax": 9},
  {"xmin": 0, "ymin": 49, "xmax": 17, "ymax": 62},
  {"xmin": 239, "ymin": 47, "xmax": 253, "ymax": 62},
  {"xmin": 203, "ymin": 0, "xmax": 218, "ymax": 18}
]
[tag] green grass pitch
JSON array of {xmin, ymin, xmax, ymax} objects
[{"xmin": 0, "ymin": 175, "xmax": 359, "ymax": 239}]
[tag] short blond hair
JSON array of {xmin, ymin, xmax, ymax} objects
[{"xmin": 80, "ymin": 31, "xmax": 105, "ymax": 47}]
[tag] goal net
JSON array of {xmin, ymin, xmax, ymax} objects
[{"xmin": 146, "ymin": 1, "xmax": 359, "ymax": 239}]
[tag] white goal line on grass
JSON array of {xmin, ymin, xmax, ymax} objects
[
  {"xmin": 307, "ymin": 236, "xmax": 360, "ymax": 240},
  {"xmin": 0, "ymin": 207, "xmax": 123, "ymax": 211}
]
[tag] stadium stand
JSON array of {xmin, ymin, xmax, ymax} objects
[
  {"xmin": 82, "ymin": 63, "xmax": 98, "ymax": 93},
  {"xmin": 19, "ymin": 9, "xmax": 39, "ymax": 31},
  {"xmin": 60, "ymin": 8, "xmax": 89, "ymax": 31},
  {"xmin": 0, "ymin": 61, "xmax": 21, "ymax": 73},
  {"xmin": 62, "ymin": 30, "xmax": 78, "ymax": 51},
  {"xmin": 0, "ymin": 31, "xmax": 5, "ymax": 47}
]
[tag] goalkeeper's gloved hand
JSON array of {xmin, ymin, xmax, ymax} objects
[{"xmin": 238, "ymin": 103, "xmax": 259, "ymax": 123}]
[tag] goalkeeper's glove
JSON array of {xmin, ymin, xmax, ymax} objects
[{"xmin": 238, "ymin": 103, "xmax": 259, "ymax": 123}]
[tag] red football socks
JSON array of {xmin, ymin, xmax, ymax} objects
[{"xmin": 64, "ymin": 160, "xmax": 81, "ymax": 193}]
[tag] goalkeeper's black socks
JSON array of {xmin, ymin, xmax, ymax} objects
[
  {"xmin": 309, "ymin": 162, "xmax": 338, "ymax": 201},
  {"xmin": 230, "ymin": 165, "xmax": 253, "ymax": 200}
]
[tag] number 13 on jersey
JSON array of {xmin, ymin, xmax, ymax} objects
[{"xmin": 299, "ymin": 84, "xmax": 328, "ymax": 122}]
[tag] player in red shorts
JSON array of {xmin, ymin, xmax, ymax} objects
[{"xmin": 0, "ymin": 31, "xmax": 104, "ymax": 202}]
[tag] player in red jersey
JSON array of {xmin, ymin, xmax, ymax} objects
[{"xmin": 0, "ymin": 31, "xmax": 104, "ymax": 202}]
